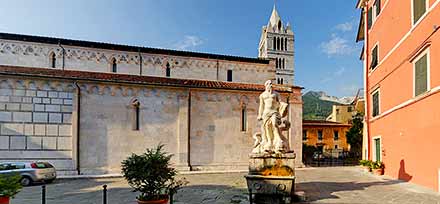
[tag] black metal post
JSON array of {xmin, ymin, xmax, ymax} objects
[
  {"xmin": 249, "ymin": 189, "xmax": 253, "ymax": 204},
  {"xmin": 41, "ymin": 185, "xmax": 46, "ymax": 204},
  {"xmin": 169, "ymin": 192, "xmax": 173, "ymax": 204},
  {"xmin": 103, "ymin": 185, "xmax": 107, "ymax": 204}
]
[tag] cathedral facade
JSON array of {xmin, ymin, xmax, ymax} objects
[{"xmin": 0, "ymin": 7, "xmax": 302, "ymax": 175}]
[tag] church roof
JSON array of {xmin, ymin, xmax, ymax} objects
[
  {"xmin": 0, "ymin": 32, "xmax": 270, "ymax": 65},
  {"xmin": 0, "ymin": 65, "xmax": 302, "ymax": 92}
]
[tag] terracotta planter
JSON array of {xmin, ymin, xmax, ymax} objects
[
  {"xmin": 137, "ymin": 196, "xmax": 169, "ymax": 204},
  {"xmin": 372, "ymin": 168, "xmax": 384, "ymax": 175},
  {"xmin": 0, "ymin": 197, "xmax": 10, "ymax": 204},
  {"xmin": 362, "ymin": 166, "xmax": 371, "ymax": 172}
]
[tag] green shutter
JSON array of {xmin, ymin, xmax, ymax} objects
[
  {"xmin": 371, "ymin": 46, "xmax": 378, "ymax": 69},
  {"xmin": 375, "ymin": 0, "xmax": 381, "ymax": 16},
  {"xmin": 368, "ymin": 8, "xmax": 373, "ymax": 29},
  {"xmin": 413, "ymin": 0, "xmax": 426, "ymax": 23},
  {"xmin": 415, "ymin": 54, "xmax": 428, "ymax": 96},
  {"xmin": 372, "ymin": 91, "xmax": 379, "ymax": 117}
]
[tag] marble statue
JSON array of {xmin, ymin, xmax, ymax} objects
[{"xmin": 252, "ymin": 80, "xmax": 291, "ymax": 154}]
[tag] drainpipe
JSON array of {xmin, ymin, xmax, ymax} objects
[
  {"xmin": 58, "ymin": 41, "xmax": 65, "ymax": 70},
  {"xmin": 74, "ymin": 82, "xmax": 81, "ymax": 175},
  {"xmin": 363, "ymin": 6, "xmax": 371, "ymax": 161},
  {"xmin": 138, "ymin": 49, "xmax": 142, "ymax": 76},
  {"xmin": 187, "ymin": 89, "xmax": 192, "ymax": 170},
  {"xmin": 216, "ymin": 60, "xmax": 219, "ymax": 80}
]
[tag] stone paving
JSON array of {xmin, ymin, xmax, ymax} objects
[{"xmin": 11, "ymin": 167, "xmax": 440, "ymax": 204}]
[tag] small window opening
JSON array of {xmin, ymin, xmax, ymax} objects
[
  {"xmin": 227, "ymin": 69, "xmax": 233, "ymax": 82},
  {"xmin": 241, "ymin": 107, "xmax": 247, "ymax": 131},
  {"xmin": 166, "ymin": 62, "xmax": 171, "ymax": 77},
  {"xmin": 131, "ymin": 99, "xmax": 140, "ymax": 131},
  {"xmin": 111, "ymin": 58, "xmax": 117, "ymax": 73},
  {"xmin": 50, "ymin": 52, "xmax": 56, "ymax": 68}
]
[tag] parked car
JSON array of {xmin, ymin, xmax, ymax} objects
[{"xmin": 0, "ymin": 162, "xmax": 56, "ymax": 186}]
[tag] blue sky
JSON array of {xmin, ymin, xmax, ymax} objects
[{"xmin": 0, "ymin": 0, "xmax": 363, "ymax": 97}]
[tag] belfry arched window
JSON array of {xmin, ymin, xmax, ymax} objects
[
  {"xmin": 166, "ymin": 62, "xmax": 171, "ymax": 77},
  {"xmin": 273, "ymin": 37, "xmax": 277, "ymax": 50},
  {"xmin": 278, "ymin": 20, "xmax": 282, "ymax": 31},
  {"xmin": 285, "ymin": 38, "xmax": 288, "ymax": 51},
  {"xmin": 277, "ymin": 38, "xmax": 280, "ymax": 51},
  {"xmin": 281, "ymin": 38, "xmax": 284, "ymax": 50}
]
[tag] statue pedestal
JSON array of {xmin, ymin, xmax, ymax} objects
[{"xmin": 245, "ymin": 153, "xmax": 296, "ymax": 204}]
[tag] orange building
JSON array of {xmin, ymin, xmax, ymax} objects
[
  {"xmin": 357, "ymin": 0, "xmax": 440, "ymax": 191},
  {"xmin": 302, "ymin": 120, "xmax": 351, "ymax": 156}
]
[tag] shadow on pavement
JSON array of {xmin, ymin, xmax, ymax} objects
[{"xmin": 296, "ymin": 180, "xmax": 404, "ymax": 202}]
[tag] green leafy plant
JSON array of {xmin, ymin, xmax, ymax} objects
[
  {"xmin": 359, "ymin": 160, "xmax": 372, "ymax": 167},
  {"xmin": 370, "ymin": 161, "xmax": 384, "ymax": 169},
  {"xmin": 0, "ymin": 174, "xmax": 22, "ymax": 198},
  {"xmin": 121, "ymin": 144, "xmax": 188, "ymax": 201}
]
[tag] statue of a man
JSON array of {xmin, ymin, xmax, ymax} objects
[{"xmin": 253, "ymin": 80, "xmax": 289, "ymax": 153}]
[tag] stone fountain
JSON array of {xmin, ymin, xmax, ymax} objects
[{"xmin": 245, "ymin": 80, "xmax": 296, "ymax": 204}]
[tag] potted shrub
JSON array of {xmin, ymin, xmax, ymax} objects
[
  {"xmin": 359, "ymin": 160, "xmax": 372, "ymax": 172},
  {"xmin": 121, "ymin": 144, "xmax": 188, "ymax": 204},
  {"xmin": 371, "ymin": 161, "xmax": 384, "ymax": 175},
  {"xmin": 0, "ymin": 174, "xmax": 22, "ymax": 204}
]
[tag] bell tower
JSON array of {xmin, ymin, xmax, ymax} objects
[{"xmin": 258, "ymin": 5, "xmax": 295, "ymax": 85}]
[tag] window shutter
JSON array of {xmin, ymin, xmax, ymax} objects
[
  {"xmin": 371, "ymin": 46, "xmax": 378, "ymax": 69},
  {"xmin": 413, "ymin": 0, "xmax": 426, "ymax": 23},
  {"xmin": 375, "ymin": 0, "xmax": 381, "ymax": 16},
  {"xmin": 415, "ymin": 54, "xmax": 428, "ymax": 96},
  {"xmin": 372, "ymin": 91, "xmax": 379, "ymax": 117},
  {"xmin": 368, "ymin": 8, "xmax": 373, "ymax": 29}
]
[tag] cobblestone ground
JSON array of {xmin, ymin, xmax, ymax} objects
[{"xmin": 11, "ymin": 167, "xmax": 440, "ymax": 204}]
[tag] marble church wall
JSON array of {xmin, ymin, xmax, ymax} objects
[
  {"xmin": 0, "ymin": 39, "xmax": 275, "ymax": 84},
  {"xmin": 0, "ymin": 69, "xmax": 302, "ymax": 175}
]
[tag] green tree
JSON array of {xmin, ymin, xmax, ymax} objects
[{"xmin": 346, "ymin": 113, "xmax": 364, "ymax": 157}]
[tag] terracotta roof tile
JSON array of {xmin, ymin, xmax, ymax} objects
[{"xmin": 0, "ymin": 65, "xmax": 301, "ymax": 93}]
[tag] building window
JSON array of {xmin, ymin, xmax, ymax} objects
[
  {"xmin": 280, "ymin": 78, "xmax": 284, "ymax": 84},
  {"xmin": 166, "ymin": 62, "xmax": 171, "ymax": 77},
  {"xmin": 335, "ymin": 145, "xmax": 338, "ymax": 149},
  {"xmin": 348, "ymin": 106, "xmax": 353, "ymax": 112},
  {"xmin": 241, "ymin": 107, "xmax": 247, "ymax": 132},
  {"xmin": 367, "ymin": 7, "xmax": 373, "ymax": 30},
  {"xmin": 372, "ymin": 89, "xmax": 380, "ymax": 117},
  {"xmin": 414, "ymin": 51, "xmax": 429, "ymax": 96},
  {"xmin": 278, "ymin": 20, "xmax": 282, "ymax": 31},
  {"xmin": 371, "ymin": 44, "xmax": 378, "ymax": 69},
  {"xmin": 273, "ymin": 37, "xmax": 277, "ymax": 50},
  {"xmin": 277, "ymin": 38, "xmax": 280, "ymax": 51},
  {"xmin": 49, "ymin": 52, "xmax": 56, "ymax": 68},
  {"xmin": 111, "ymin": 58, "xmax": 117, "ymax": 73},
  {"xmin": 282, "ymin": 58, "xmax": 285, "ymax": 69},
  {"xmin": 413, "ymin": 0, "xmax": 427, "ymax": 24},
  {"xmin": 334, "ymin": 130, "xmax": 339, "ymax": 141},
  {"xmin": 374, "ymin": 0, "xmax": 381, "ymax": 17},
  {"xmin": 336, "ymin": 109, "xmax": 340, "ymax": 114},
  {"xmin": 285, "ymin": 38, "xmax": 288, "ymax": 51},
  {"xmin": 131, "ymin": 99, "xmax": 140, "ymax": 131},
  {"xmin": 303, "ymin": 130, "xmax": 307, "ymax": 141},
  {"xmin": 318, "ymin": 130, "xmax": 323, "ymax": 140},
  {"xmin": 227, "ymin": 69, "xmax": 233, "ymax": 82},
  {"xmin": 281, "ymin": 38, "xmax": 284, "ymax": 50}
]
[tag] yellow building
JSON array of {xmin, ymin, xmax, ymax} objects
[{"xmin": 302, "ymin": 120, "xmax": 351, "ymax": 157}]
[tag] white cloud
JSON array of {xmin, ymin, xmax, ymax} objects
[
  {"xmin": 320, "ymin": 34, "xmax": 355, "ymax": 56},
  {"xmin": 335, "ymin": 22, "xmax": 354, "ymax": 32},
  {"xmin": 339, "ymin": 84, "xmax": 360, "ymax": 96},
  {"xmin": 321, "ymin": 67, "xmax": 346, "ymax": 83},
  {"xmin": 335, "ymin": 67, "xmax": 346, "ymax": 76},
  {"xmin": 173, "ymin": 35, "xmax": 203, "ymax": 51}
]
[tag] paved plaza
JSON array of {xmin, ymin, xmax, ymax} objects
[{"xmin": 11, "ymin": 167, "xmax": 440, "ymax": 204}]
